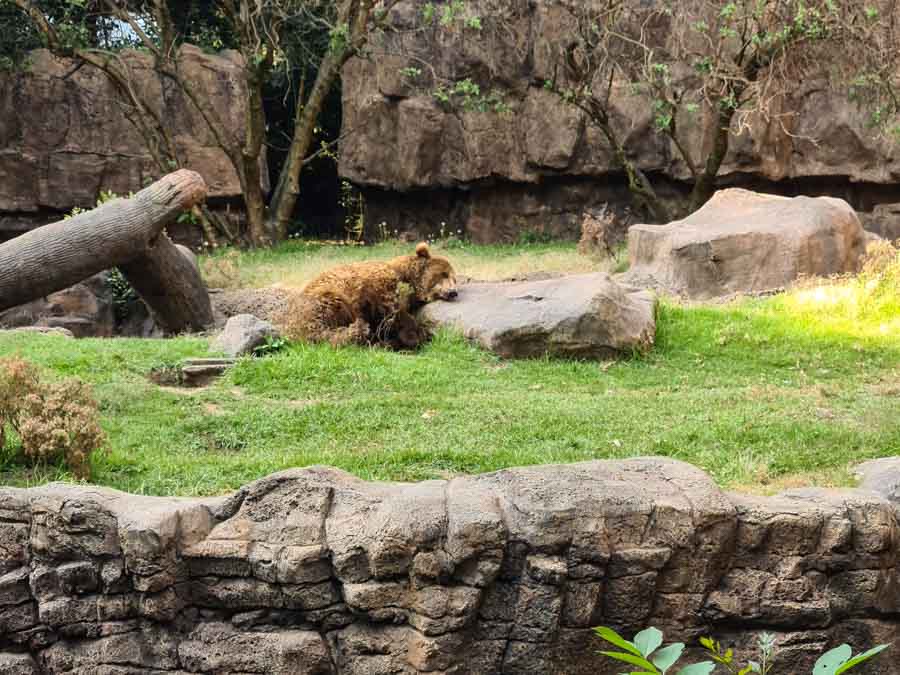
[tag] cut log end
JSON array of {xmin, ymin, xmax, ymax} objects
[
  {"xmin": 143, "ymin": 169, "xmax": 208, "ymax": 211},
  {"xmin": 0, "ymin": 170, "xmax": 212, "ymax": 319}
]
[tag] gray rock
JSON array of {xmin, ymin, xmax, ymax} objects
[
  {"xmin": 860, "ymin": 203, "xmax": 900, "ymax": 242},
  {"xmin": 212, "ymin": 313, "xmax": 279, "ymax": 358},
  {"xmin": 856, "ymin": 457, "xmax": 900, "ymax": 504},
  {"xmin": 179, "ymin": 622, "xmax": 332, "ymax": 674},
  {"xmin": 0, "ymin": 273, "xmax": 113, "ymax": 338},
  {"xmin": 627, "ymin": 189, "xmax": 867, "ymax": 299},
  {"xmin": 420, "ymin": 273, "xmax": 656, "ymax": 359},
  {"xmin": 340, "ymin": 2, "xmax": 900, "ymax": 245},
  {"xmin": 0, "ymin": 653, "xmax": 38, "ymax": 675}
]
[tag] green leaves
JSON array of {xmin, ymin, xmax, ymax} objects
[
  {"xmin": 652, "ymin": 643, "xmax": 686, "ymax": 672},
  {"xmin": 598, "ymin": 627, "xmax": 889, "ymax": 675},
  {"xmin": 595, "ymin": 627, "xmax": 642, "ymax": 657},
  {"xmin": 327, "ymin": 23, "xmax": 349, "ymax": 54},
  {"xmin": 813, "ymin": 644, "xmax": 889, "ymax": 675},
  {"xmin": 430, "ymin": 79, "xmax": 508, "ymax": 113},
  {"xmin": 675, "ymin": 664, "xmax": 716, "ymax": 675},
  {"xmin": 635, "ymin": 628, "xmax": 665, "ymax": 658},
  {"xmin": 599, "ymin": 650, "xmax": 657, "ymax": 671},
  {"xmin": 594, "ymin": 627, "xmax": 714, "ymax": 675}
]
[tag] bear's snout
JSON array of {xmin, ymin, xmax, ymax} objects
[{"xmin": 445, "ymin": 289, "xmax": 458, "ymax": 300}]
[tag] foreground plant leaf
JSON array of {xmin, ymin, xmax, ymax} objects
[
  {"xmin": 600, "ymin": 650, "xmax": 658, "ymax": 672},
  {"xmin": 634, "ymin": 627, "xmax": 665, "ymax": 658},
  {"xmin": 595, "ymin": 626, "xmax": 643, "ymax": 656}
]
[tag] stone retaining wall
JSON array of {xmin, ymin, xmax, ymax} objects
[{"xmin": 1, "ymin": 458, "xmax": 898, "ymax": 674}]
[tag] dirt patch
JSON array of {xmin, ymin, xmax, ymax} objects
[
  {"xmin": 286, "ymin": 399, "xmax": 319, "ymax": 410},
  {"xmin": 210, "ymin": 287, "xmax": 293, "ymax": 324},
  {"xmin": 148, "ymin": 365, "xmax": 186, "ymax": 388}
]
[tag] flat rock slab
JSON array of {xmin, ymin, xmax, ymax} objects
[
  {"xmin": 627, "ymin": 189, "xmax": 867, "ymax": 299},
  {"xmin": 420, "ymin": 273, "xmax": 656, "ymax": 359}
]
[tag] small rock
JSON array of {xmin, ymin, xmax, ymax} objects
[{"xmin": 213, "ymin": 314, "xmax": 279, "ymax": 358}]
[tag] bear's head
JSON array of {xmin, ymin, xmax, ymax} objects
[{"xmin": 412, "ymin": 243, "xmax": 458, "ymax": 302}]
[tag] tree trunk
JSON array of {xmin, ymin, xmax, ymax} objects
[
  {"xmin": 269, "ymin": 50, "xmax": 346, "ymax": 239},
  {"xmin": 594, "ymin": 116, "xmax": 671, "ymax": 223},
  {"xmin": 119, "ymin": 235, "xmax": 214, "ymax": 334},
  {"xmin": 0, "ymin": 170, "xmax": 207, "ymax": 312},
  {"xmin": 688, "ymin": 104, "xmax": 738, "ymax": 214}
]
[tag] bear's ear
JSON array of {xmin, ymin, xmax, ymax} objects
[{"xmin": 415, "ymin": 243, "xmax": 431, "ymax": 259}]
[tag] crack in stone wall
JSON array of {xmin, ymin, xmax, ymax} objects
[{"xmin": 1, "ymin": 458, "xmax": 899, "ymax": 673}]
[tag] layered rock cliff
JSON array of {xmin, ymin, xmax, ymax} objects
[
  {"xmin": 339, "ymin": 0, "xmax": 900, "ymax": 242},
  {"xmin": 0, "ymin": 47, "xmax": 261, "ymax": 245}
]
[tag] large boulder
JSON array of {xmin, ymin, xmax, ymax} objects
[
  {"xmin": 626, "ymin": 189, "xmax": 867, "ymax": 299},
  {"xmin": 420, "ymin": 273, "xmax": 656, "ymax": 359}
]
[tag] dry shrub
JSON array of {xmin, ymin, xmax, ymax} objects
[
  {"xmin": 0, "ymin": 357, "xmax": 40, "ymax": 450},
  {"xmin": 577, "ymin": 205, "xmax": 616, "ymax": 257},
  {"xmin": 0, "ymin": 358, "xmax": 105, "ymax": 480},
  {"xmin": 201, "ymin": 249, "xmax": 243, "ymax": 289},
  {"xmin": 841, "ymin": 239, "xmax": 900, "ymax": 323},
  {"xmin": 861, "ymin": 239, "xmax": 900, "ymax": 277}
]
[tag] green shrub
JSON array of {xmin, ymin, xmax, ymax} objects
[
  {"xmin": 594, "ymin": 625, "xmax": 888, "ymax": 675},
  {"xmin": 252, "ymin": 335, "xmax": 288, "ymax": 357}
]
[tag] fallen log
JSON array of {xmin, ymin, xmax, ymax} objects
[
  {"xmin": 0, "ymin": 170, "xmax": 212, "ymax": 333},
  {"xmin": 119, "ymin": 234, "xmax": 214, "ymax": 334}
]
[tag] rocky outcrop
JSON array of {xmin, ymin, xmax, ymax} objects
[
  {"xmin": 860, "ymin": 204, "xmax": 900, "ymax": 242},
  {"xmin": 626, "ymin": 190, "xmax": 867, "ymax": 299},
  {"xmin": 0, "ymin": 273, "xmax": 114, "ymax": 338},
  {"xmin": 0, "ymin": 47, "xmax": 265, "ymax": 246},
  {"xmin": 340, "ymin": 0, "xmax": 900, "ymax": 242},
  {"xmin": 420, "ymin": 273, "xmax": 655, "ymax": 358},
  {"xmin": 1, "ymin": 458, "xmax": 900, "ymax": 673}
]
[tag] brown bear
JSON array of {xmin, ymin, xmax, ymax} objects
[{"xmin": 281, "ymin": 243, "xmax": 457, "ymax": 348}]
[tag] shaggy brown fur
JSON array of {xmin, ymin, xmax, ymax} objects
[{"xmin": 280, "ymin": 243, "xmax": 458, "ymax": 348}]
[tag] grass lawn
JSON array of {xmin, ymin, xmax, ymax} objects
[
  {"xmin": 199, "ymin": 238, "xmax": 613, "ymax": 289},
  {"xmin": 1, "ymin": 241, "xmax": 898, "ymax": 496}
]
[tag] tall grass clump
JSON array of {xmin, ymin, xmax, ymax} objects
[{"xmin": 774, "ymin": 241, "xmax": 900, "ymax": 340}]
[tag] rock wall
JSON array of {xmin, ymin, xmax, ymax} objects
[
  {"xmin": 1, "ymin": 458, "xmax": 899, "ymax": 674},
  {"xmin": 340, "ymin": 0, "xmax": 900, "ymax": 242},
  {"xmin": 0, "ymin": 47, "xmax": 264, "ymax": 247}
]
